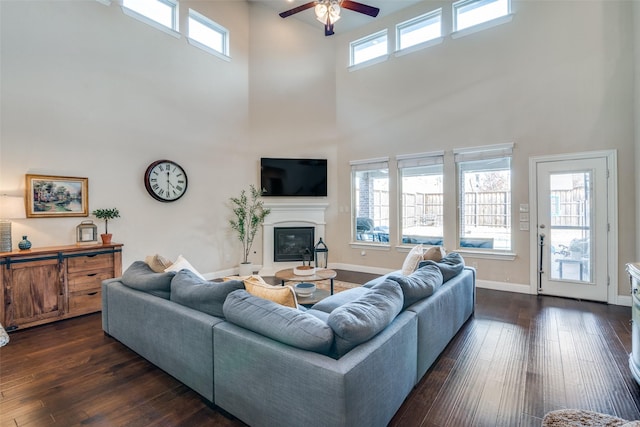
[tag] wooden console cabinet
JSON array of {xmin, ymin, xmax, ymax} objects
[{"xmin": 0, "ymin": 243, "xmax": 122, "ymax": 331}]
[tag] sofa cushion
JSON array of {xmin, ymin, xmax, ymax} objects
[
  {"xmin": 310, "ymin": 287, "xmax": 371, "ymax": 314},
  {"xmin": 164, "ymin": 254, "xmax": 206, "ymax": 280},
  {"xmin": 418, "ymin": 251, "xmax": 465, "ymax": 282},
  {"xmin": 121, "ymin": 261, "xmax": 175, "ymax": 299},
  {"xmin": 241, "ymin": 275, "xmax": 298, "ymax": 308},
  {"xmin": 423, "ymin": 246, "xmax": 445, "ymax": 262},
  {"xmin": 223, "ymin": 290, "xmax": 334, "ymax": 355},
  {"xmin": 388, "ymin": 264, "xmax": 444, "ymax": 309},
  {"xmin": 327, "ymin": 279, "xmax": 403, "ymax": 358},
  {"xmin": 170, "ymin": 270, "xmax": 244, "ymax": 318},
  {"xmin": 144, "ymin": 254, "xmax": 173, "ymax": 273},
  {"xmin": 401, "ymin": 244, "xmax": 424, "ymax": 275}
]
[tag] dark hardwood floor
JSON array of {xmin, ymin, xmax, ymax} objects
[{"xmin": 1, "ymin": 271, "xmax": 639, "ymax": 426}]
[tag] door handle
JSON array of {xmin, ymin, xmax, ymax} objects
[{"xmin": 538, "ymin": 233, "xmax": 545, "ymax": 292}]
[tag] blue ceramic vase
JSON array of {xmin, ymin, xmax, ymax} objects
[{"xmin": 18, "ymin": 235, "xmax": 32, "ymax": 250}]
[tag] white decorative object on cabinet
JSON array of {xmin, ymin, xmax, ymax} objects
[{"xmin": 627, "ymin": 262, "xmax": 640, "ymax": 386}]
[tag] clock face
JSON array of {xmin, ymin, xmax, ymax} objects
[{"xmin": 144, "ymin": 160, "xmax": 188, "ymax": 202}]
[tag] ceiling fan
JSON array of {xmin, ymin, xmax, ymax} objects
[{"xmin": 279, "ymin": 0, "xmax": 380, "ymax": 37}]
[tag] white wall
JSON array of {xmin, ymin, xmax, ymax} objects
[
  {"xmin": 0, "ymin": 0, "xmax": 637, "ymax": 298},
  {"xmin": 0, "ymin": 0, "xmax": 252, "ymax": 274},
  {"xmin": 331, "ymin": 0, "xmax": 637, "ymax": 295}
]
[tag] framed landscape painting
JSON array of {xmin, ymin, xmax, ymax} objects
[{"xmin": 25, "ymin": 174, "xmax": 88, "ymax": 218}]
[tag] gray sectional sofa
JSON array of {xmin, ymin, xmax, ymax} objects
[{"xmin": 101, "ymin": 254, "xmax": 476, "ymax": 427}]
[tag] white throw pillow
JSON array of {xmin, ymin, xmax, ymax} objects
[
  {"xmin": 401, "ymin": 244, "xmax": 424, "ymax": 275},
  {"xmin": 164, "ymin": 254, "xmax": 206, "ymax": 280}
]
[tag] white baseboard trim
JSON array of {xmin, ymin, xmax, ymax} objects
[
  {"xmin": 476, "ymin": 279, "xmax": 534, "ymax": 294},
  {"xmin": 615, "ymin": 295, "xmax": 632, "ymax": 307}
]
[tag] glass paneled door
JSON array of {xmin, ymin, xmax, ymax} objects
[{"xmin": 536, "ymin": 157, "xmax": 609, "ymax": 301}]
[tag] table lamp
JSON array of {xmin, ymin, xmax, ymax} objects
[{"xmin": 0, "ymin": 195, "xmax": 27, "ymax": 252}]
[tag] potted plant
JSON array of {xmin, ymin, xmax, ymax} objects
[
  {"xmin": 229, "ymin": 185, "xmax": 270, "ymax": 276},
  {"xmin": 92, "ymin": 208, "xmax": 120, "ymax": 245}
]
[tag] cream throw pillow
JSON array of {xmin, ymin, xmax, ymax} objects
[
  {"xmin": 237, "ymin": 275, "xmax": 299, "ymax": 309},
  {"xmin": 401, "ymin": 244, "xmax": 424, "ymax": 275},
  {"xmin": 164, "ymin": 254, "xmax": 206, "ymax": 280},
  {"xmin": 423, "ymin": 246, "xmax": 446, "ymax": 262},
  {"xmin": 145, "ymin": 254, "xmax": 173, "ymax": 273}
]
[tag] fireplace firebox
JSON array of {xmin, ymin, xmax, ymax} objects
[{"xmin": 274, "ymin": 227, "xmax": 315, "ymax": 262}]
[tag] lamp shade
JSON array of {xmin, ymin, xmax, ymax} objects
[{"xmin": 0, "ymin": 195, "xmax": 26, "ymax": 219}]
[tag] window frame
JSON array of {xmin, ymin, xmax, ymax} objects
[
  {"xmin": 452, "ymin": 0, "xmax": 512, "ymax": 38},
  {"xmin": 121, "ymin": 0, "xmax": 180, "ymax": 38},
  {"xmin": 397, "ymin": 151, "xmax": 445, "ymax": 247},
  {"xmin": 350, "ymin": 158, "xmax": 391, "ymax": 246},
  {"xmin": 395, "ymin": 9, "xmax": 443, "ymax": 53},
  {"xmin": 349, "ymin": 29, "xmax": 389, "ymax": 69},
  {"xmin": 454, "ymin": 143, "xmax": 514, "ymax": 254},
  {"xmin": 187, "ymin": 9, "xmax": 230, "ymax": 60}
]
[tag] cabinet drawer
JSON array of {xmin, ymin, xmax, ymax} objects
[
  {"xmin": 69, "ymin": 289, "xmax": 102, "ymax": 315},
  {"xmin": 67, "ymin": 253, "xmax": 114, "ymax": 273},
  {"xmin": 68, "ymin": 269, "xmax": 113, "ymax": 292}
]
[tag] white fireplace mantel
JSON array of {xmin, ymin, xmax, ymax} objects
[{"xmin": 260, "ymin": 201, "xmax": 329, "ymax": 276}]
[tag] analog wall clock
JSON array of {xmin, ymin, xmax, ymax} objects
[{"xmin": 144, "ymin": 160, "xmax": 188, "ymax": 202}]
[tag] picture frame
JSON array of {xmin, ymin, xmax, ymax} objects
[{"xmin": 25, "ymin": 174, "xmax": 89, "ymax": 218}]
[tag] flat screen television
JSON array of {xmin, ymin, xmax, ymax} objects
[{"xmin": 260, "ymin": 158, "xmax": 327, "ymax": 197}]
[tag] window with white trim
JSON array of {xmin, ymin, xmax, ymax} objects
[
  {"xmin": 455, "ymin": 144, "xmax": 513, "ymax": 251},
  {"xmin": 398, "ymin": 152, "xmax": 444, "ymax": 246},
  {"xmin": 122, "ymin": 0, "xmax": 178, "ymax": 32},
  {"xmin": 351, "ymin": 159, "xmax": 390, "ymax": 243},
  {"xmin": 453, "ymin": 0, "xmax": 510, "ymax": 32},
  {"xmin": 188, "ymin": 9, "xmax": 229, "ymax": 57},
  {"xmin": 396, "ymin": 9, "xmax": 442, "ymax": 51},
  {"xmin": 350, "ymin": 30, "xmax": 388, "ymax": 66}
]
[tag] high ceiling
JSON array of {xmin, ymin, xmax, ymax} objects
[{"xmin": 253, "ymin": 0, "xmax": 424, "ymax": 34}]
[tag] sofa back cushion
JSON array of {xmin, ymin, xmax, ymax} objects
[
  {"xmin": 223, "ymin": 290, "xmax": 334, "ymax": 355},
  {"xmin": 388, "ymin": 264, "xmax": 444, "ymax": 309},
  {"xmin": 327, "ymin": 279, "xmax": 403, "ymax": 358},
  {"xmin": 170, "ymin": 270, "xmax": 244, "ymax": 318},
  {"xmin": 310, "ymin": 286, "xmax": 371, "ymax": 314},
  {"xmin": 418, "ymin": 251, "xmax": 465, "ymax": 282},
  {"xmin": 121, "ymin": 261, "xmax": 175, "ymax": 299}
]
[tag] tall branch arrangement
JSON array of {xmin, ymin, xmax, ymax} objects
[{"xmin": 229, "ymin": 185, "xmax": 270, "ymax": 264}]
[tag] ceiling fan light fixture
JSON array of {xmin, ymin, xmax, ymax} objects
[
  {"xmin": 315, "ymin": 3, "xmax": 328, "ymax": 23},
  {"xmin": 329, "ymin": 3, "xmax": 341, "ymax": 22},
  {"xmin": 315, "ymin": 0, "xmax": 341, "ymax": 25}
]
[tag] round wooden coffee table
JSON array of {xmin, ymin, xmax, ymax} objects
[{"xmin": 275, "ymin": 268, "xmax": 337, "ymax": 297}]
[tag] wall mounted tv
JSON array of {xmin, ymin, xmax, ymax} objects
[{"xmin": 260, "ymin": 158, "xmax": 327, "ymax": 197}]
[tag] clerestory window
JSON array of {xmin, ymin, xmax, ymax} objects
[
  {"xmin": 453, "ymin": 0, "xmax": 511, "ymax": 32},
  {"xmin": 396, "ymin": 9, "xmax": 442, "ymax": 51},
  {"xmin": 122, "ymin": 0, "xmax": 179, "ymax": 35},
  {"xmin": 350, "ymin": 30, "xmax": 388, "ymax": 67},
  {"xmin": 188, "ymin": 9, "xmax": 229, "ymax": 58}
]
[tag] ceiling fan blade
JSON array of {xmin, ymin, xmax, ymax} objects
[
  {"xmin": 340, "ymin": 0, "xmax": 380, "ymax": 17},
  {"xmin": 279, "ymin": 1, "xmax": 317, "ymax": 18}
]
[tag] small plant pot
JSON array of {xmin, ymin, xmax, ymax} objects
[
  {"xmin": 100, "ymin": 233, "xmax": 112, "ymax": 245},
  {"xmin": 238, "ymin": 262, "xmax": 253, "ymax": 277}
]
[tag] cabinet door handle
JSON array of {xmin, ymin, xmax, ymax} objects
[
  {"xmin": 87, "ymin": 273, "xmax": 97, "ymax": 277},
  {"xmin": 87, "ymin": 292, "xmax": 98, "ymax": 296}
]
